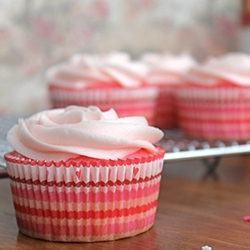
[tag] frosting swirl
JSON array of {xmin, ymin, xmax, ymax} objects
[
  {"xmin": 141, "ymin": 52, "xmax": 196, "ymax": 85},
  {"xmin": 184, "ymin": 52, "xmax": 250, "ymax": 86},
  {"xmin": 47, "ymin": 52, "xmax": 149, "ymax": 89},
  {"xmin": 7, "ymin": 106, "xmax": 164, "ymax": 161}
]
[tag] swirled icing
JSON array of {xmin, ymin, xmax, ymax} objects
[
  {"xmin": 47, "ymin": 52, "xmax": 149, "ymax": 89},
  {"xmin": 7, "ymin": 106, "xmax": 164, "ymax": 161},
  {"xmin": 141, "ymin": 52, "xmax": 196, "ymax": 85},
  {"xmin": 183, "ymin": 52, "xmax": 250, "ymax": 86}
]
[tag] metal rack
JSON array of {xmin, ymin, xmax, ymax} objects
[
  {"xmin": 161, "ymin": 129, "xmax": 250, "ymax": 161},
  {"xmin": 160, "ymin": 129, "xmax": 250, "ymax": 172},
  {"xmin": 1, "ymin": 115, "xmax": 250, "ymax": 176}
]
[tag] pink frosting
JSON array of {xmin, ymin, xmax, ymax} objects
[
  {"xmin": 7, "ymin": 106, "xmax": 164, "ymax": 161},
  {"xmin": 47, "ymin": 52, "xmax": 149, "ymax": 89},
  {"xmin": 141, "ymin": 52, "xmax": 197, "ymax": 85},
  {"xmin": 183, "ymin": 52, "xmax": 250, "ymax": 86}
]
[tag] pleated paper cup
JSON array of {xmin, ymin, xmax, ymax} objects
[
  {"xmin": 176, "ymin": 86, "xmax": 250, "ymax": 140},
  {"xmin": 49, "ymin": 85, "xmax": 158, "ymax": 126},
  {"xmin": 154, "ymin": 85, "xmax": 177, "ymax": 129},
  {"xmin": 4, "ymin": 146, "xmax": 165, "ymax": 242}
]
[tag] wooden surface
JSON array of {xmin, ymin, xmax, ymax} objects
[{"xmin": 1, "ymin": 156, "xmax": 250, "ymax": 250}]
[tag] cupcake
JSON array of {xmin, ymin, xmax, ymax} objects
[
  {"xmin": 4, "ymin": 105, "xmax": 165, "ymax": 242},
  {"xmin": 47, "ymin": 52, "xmax": 158, "ymax": 125},
  {"xmin": 140, "ymin": 52, "xmax": 196, "ymax": 129},
  {"xmin": 176, "ymin": 52, "xmax": 250, "ymax": 140}
]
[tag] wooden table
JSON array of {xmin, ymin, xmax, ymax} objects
[{"xmin": 1, "ymin": 156, "xmax": 250, "ymax": 250}]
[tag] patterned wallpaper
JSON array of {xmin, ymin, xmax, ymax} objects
[{"xmin": 0, "ymin": 0, "xmax": 241, "ymax": 114}]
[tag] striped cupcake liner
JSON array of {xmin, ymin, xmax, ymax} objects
[
  {"xmin": 155, "ymin": 85, "xmax": 176, "ymax": 129},
  {"xmin": 5, "ymin": 147, "xmax": 165, "ymax": 242},
  {"xmin": 176, "ymin": 87, "xmax": 250, "ymax": 140}
]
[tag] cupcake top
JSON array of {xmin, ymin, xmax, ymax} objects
[
  {"xmin": 47, "ymin": 52, "xmax": 149, "ymax": 89},
  {"xmin": 183, "ymin": 52, "xmax": 250, "ymax": 86},
  {"xmin": 7, "ymin": 106, "xmax": 164, "ymax": 161},
  {"xmin": 140, "ymin": 52, "xmax": 196, "ymax": 85}
]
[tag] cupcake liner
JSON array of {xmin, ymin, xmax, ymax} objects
[
  {"xmin": 5, "ymin": 146, "xmax": 165, "ymax": 242},
  {"xmin": 49, "ymin": 86, "xmax": 158, "ymax": 125},
  {"xmin": 155, "ymin": 85, "xmax": 176, "ymax": 129},
  {"xmin": 176, "ymin": 87, "xmax": 250, "ymax": 140},
  {"xmin": 176, "ymin": 86, "xmax": 250, "ymax": 101}
]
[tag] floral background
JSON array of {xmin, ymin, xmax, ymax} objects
[{"xmin": 0, "ymin": 0, "xmax": 242, "ymax": 114}]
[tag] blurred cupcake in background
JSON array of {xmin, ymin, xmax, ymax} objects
[
  {"xmin": 47, "ymin": 52, "xmax": 158, "ymax": 125},
  {"xmin": 176, "ymin": 52, "xmax": 250, "ymax": 140},
  {"xmin": 140, "ymin": 52, "xmax": 197, "ymax": 129}
]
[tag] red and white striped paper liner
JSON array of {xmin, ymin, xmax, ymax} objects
[
  {"xmin": 176, "ymin": 86, "xmax": 250, "ymax": 140},
  {"xmin": 154, "ymin": 85, "xmax": 176, "ymax": 129},
  {"xmin": 5, "ymin": 147, "xmax": 165, "ymax": 242}
]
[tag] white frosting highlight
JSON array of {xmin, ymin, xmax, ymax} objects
[
  {"xmin": 141, "ymin": 52, "xmax": 197, "ymax": 85},
  {"xmin": 7, "ymin": 106, "xmax": 164, "ymax": 161},
  {"xmin": 47, "ymin": 52, "xmax": 149, "ymax": 88},
  {"xmin": 184, "ymin": 52, "xmax": 250, "ymax": 86}
]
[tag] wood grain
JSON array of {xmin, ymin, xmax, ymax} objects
[{"xmin": 1, "ymin": 156, "xmax": 250, "ymax": 250}]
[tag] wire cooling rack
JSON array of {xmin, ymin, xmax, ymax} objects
[
  {"xmin": 159, "ymin": 129, "xmax": 250, "ymax": 173},
  {"xmin": 160, "ymin": 129, "xmax": 250, "ymax": 161},
  {"xmin": 1, "ymin": 115, "xmax": 250, "ymax": 177}
]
